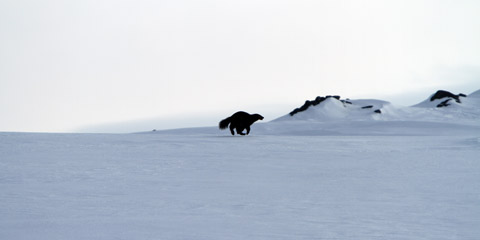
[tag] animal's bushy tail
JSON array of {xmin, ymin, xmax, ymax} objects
[{"xmin": 219, "ymin": 117, "xmax": 231, "ymax": 129}]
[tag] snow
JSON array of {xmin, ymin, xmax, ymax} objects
[
  {"xmin": 469, "ymin": 89, "xmax": 480, "ymax": 98},
  {"xmin": 2, "ymin": 91, "xmax": 480, "ymax": 239}
]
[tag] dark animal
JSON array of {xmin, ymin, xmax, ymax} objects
[
  {"xmin": 430, "ymin": 90, "xmax": 465, "ymax": 103},
  {"xmin": 219, "ymin": 111, "xmax": 264, "ymax": 135}
]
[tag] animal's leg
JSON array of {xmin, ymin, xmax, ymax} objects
[
  {"xmin": 229, "ymin": 125, "xmax": 235, "ymax": 135},
  {"xmin": 236, "ymin": 127, "xmax": 246, "ymax": 135},
  {"xmin": 246, "ymin": 126, "xmax": 250, "ymax": 135}
]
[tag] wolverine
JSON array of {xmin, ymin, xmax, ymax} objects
[{"xmin": 219, "ymin": 111, "xmax": 264, "ymax": 135}]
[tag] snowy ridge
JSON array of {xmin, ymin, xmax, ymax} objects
[
  {"xmin": 152, "ymin": 89, "xmax": 480, "ymax": 137},
  {"xmin": 269, "ymin": 89, "xmax": 480, "ymax": 129},
  {"xmin": 275, "ymin": 97, "xmax": 390, "ymax": 122}
]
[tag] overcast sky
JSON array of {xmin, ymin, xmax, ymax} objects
[{"xmin": 1, "ymin": 0, "xmax": 479, "ymax": 132}]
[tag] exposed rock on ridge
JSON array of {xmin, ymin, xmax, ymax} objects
[
  {"xmin": 289, "ymin": 95, "xmax": 344, "ymax": 116},
  {"xmin": 288, "ymin": 95, "xmax": 382, "ymax": 117}
]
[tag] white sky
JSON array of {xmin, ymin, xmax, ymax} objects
[{"xmin": 1, "ymin": 0, "xmax": 480, "ymax": 132}]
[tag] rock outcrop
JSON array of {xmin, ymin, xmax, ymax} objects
[{"xmin": 289, "ymin": 95, "xmax": 343, "ymax": 116}]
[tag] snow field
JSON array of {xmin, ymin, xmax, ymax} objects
[{"xmin": 1, "ymin": 132, "xmax": 480, "ymax": 239}]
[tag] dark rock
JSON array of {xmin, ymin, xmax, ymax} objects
[
  {"xmin": 312, "ymin": 96, "xmax": 326, "ymax": 106},
  {"xmin": 289, "ymin": 109, "xmax": 299, "ymax": 116},
  {"xmin": 362, "ymin": 105, "xmax": 373, "ymax": 109},
  {"xmin": 331, "ymin": 95, "xmax": 341, "ymax": 100},
  {"xmin": 289, "ymin": 95, "xmax": 342, "ymax": 116},
  {"xmin": 289, "ymin": 100, "xmax": 314, "ymax": 115},
  {"xmin": 374, "ymin": 109, "xmax": 382, "ymax": 114}
]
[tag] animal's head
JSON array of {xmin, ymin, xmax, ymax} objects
[{"xmin": 253, "ymin": 114, "xmax": 264, "ymax": 121}]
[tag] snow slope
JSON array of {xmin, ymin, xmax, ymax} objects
[
  {"xmin": 1, "ymin": 90, "xmax": 480, "ymax": 240},
  {"xmin": 267, "ymin": 90, "xmax": 480, "ymax": 136}
]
